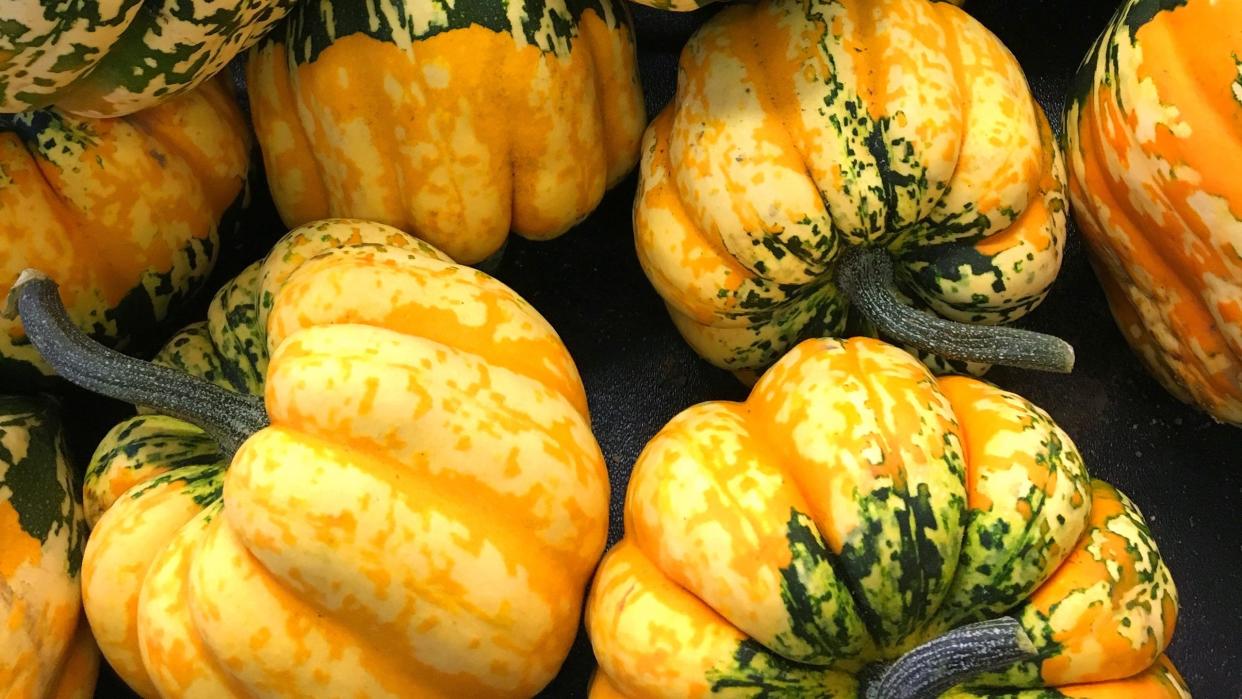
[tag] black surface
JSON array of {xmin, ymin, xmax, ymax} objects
[{"xmin": 85, "ymin": 1, "xmax": 1239, "ymax": 697}]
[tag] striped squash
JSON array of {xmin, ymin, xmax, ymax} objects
[
  {"xmin": 18, "ymin": 219, "xmax": 609, "ymax": 698},
  {"xmin": 635, "ymin": 0, "xmax": 1069, "ymax": 377},
  {"xmin": 586, "ymin": 338, "xmax": 1185, "ymax": 698},
  {"xmin": 0, "ymin": 396, "xmax": 100, "ymax": 699},
  {"xmin": 247, "ymin": 0, "xmax": 646, "ymax": 265},
  {"xmin": 1065, "ymin": 0, "xmax": 1242, "ymax": 426},
  {"xmin": 0, "ymin": 0, "xmax": 295, "ymax": 117},
  {"xmin": 630, "ymin": 0, "xmax": 965, "ymax": 13},
  {"xmin": 0, "ymin": 77, "xmax": 250, "ymax": 392}
]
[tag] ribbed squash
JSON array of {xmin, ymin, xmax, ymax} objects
[
  {"xmin": 10, "ymin": 219, "xmax": 609, "ymax": 698},
  {"xmin": 0, "ymin": 0, "xmax": 295, "ymax": 117},
  {"xmin": 629, "ymin": 0, "xmax": 964, "ymax": 13},
  {"xmin": 0, "ymin": 396, "xmax": 100, "ymax": 699},
  {"xmin": 247, "ymin": 0, "xmax": 646, "ymax": 265},
  {"xmin": 636, "ymin": 0, "xmax": 1068, "ymax": 376},
  {"xmin": 1065, "ymin": 0, "xmax": 1242, "ymax": 426},
  {"xmin": 586, "ymin": 337, "xmax": 1185, "ymax": 698},
  {"xmin": 0, "ymin": 77, "xmax": 250, "ymax": 391}
]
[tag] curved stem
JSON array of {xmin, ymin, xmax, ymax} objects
[
  {"xmin": 839, "ymin": 247, "xmax": 1074, "ymax": 373},
  {"xmin": 869, "ymin": 618, "xmax": 1037, "ymax": 699},
  {"xmin": 6, "ymin": 270, "xmax": 268, "ymax": 458}
]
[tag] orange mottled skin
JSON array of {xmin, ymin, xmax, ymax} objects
[
  {"xmin": 0, "ymin": 77, "xmax": 250, "ymax": 387},
  {"xmin": 586, "ymin": 338, "xmax": 1184, "ymax": 698},
  {"xmin": 636, "ymin": 0, "xmax": 1067, "ymax": 376},
  {"xmin": 80, "ymin": 220, "xmax": 609, "ymax": 698},
  {"xmin": 1066, "ymin": 0, "xmax": 1242, "ymax": 425},
  {"xmin": 248, "ymin": 0, "xmax": 646, "ymax": 265}
]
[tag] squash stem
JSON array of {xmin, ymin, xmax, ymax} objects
[
  {"xmin": 6, "ymin": 270, "xmax": 268, "ymax": 458},
  {"xmin": 868, "ymin": 618, "xmax": 1037, "ymax": 699},
  {"xmin": 838, "ymin": 246, "xmax": 1074, "ymax": 373}
]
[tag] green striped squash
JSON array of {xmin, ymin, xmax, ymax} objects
[
  {"xmin": 0, "ymin": 0, "xmax": 296, "ymax": 116},
  {"xmin": 586, "ymin": 338, "xmax": 1186, "ymax": 699},
  {"xmin": 0, "ymin": 396, "xmax": 99, "ymax": 699},
  {"xmin": 0, "ymin": 77, "xmax": 251, "ymax": 391}
]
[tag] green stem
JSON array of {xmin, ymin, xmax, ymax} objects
[
  {"xmin": 867, "ymin": 618, "xmax": 1037, "ymax": 699},
  {"xmin": 838, "ymin": 247, "xmax": 1075, "ymax": 373},
  {"xmin": 6, "ymin": 270, "xmax": 268, "ymax": 458}
]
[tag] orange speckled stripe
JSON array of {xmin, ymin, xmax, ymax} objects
[
  {"xmin": 1009, "ymin": 481, "xmax": 1178, "ymax": 686},
  {"xmin": 625, "ymin": 401, "xmax": 865, "ymax": 664},
  {"xmin": 127, "ymin": 78, "xmax": 252, "ymax": 219},
  {"xmin": 81, "ymin": 476, "xmax": 210, "ymax": 699},
  {"xmin": 260, "ymin": 324, "xmax": 606, "ymax": 574},
  {"xmin": 265, "ymin": 244, "xmax": 589, "ymax": 418}
]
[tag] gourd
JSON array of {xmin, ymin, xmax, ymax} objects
[
  {"xmin": 628, "ymin": 0, "xmax": 964, "ymax": 12},
  {"xmin": 0, "ymin": 77, "xmax": 251, "ymax": 391},
  {"xmin": 586, "ymin": 337, "xmax": 1185, "ymax": 698},
  {"xmin": 635, "ymin": 0, "xmax": 1072, "ymax": 377},
  {"xmin": 1065, "ymin": 0, "xmax": 1242, "ymax": 426},
  {"xmin": 7, "ymin": 219, "xmax": 610, "ymax": 698},
  {"xmin": 247, "ymin": 0, "xmax": 647, "ymax": 265},
  {"xmin": 0, "ymin": 396, "xmax": 100, "ymax": 699},
  {"xmin": 0, "ymin": 0, "xmax": 296, "ymax": 117}
]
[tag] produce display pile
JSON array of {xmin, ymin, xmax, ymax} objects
[{"xmin": 1, "ymin": 0, "xmax": 1238, "ymax": 698}]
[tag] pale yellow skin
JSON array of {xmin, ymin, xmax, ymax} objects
[
  {"xmin": 248, "ymin": 1, "xmax": 647, "ymax": 264},
  {"xmin": 81, "ymin": 220, "xmax": 610, "ymax": 698}
]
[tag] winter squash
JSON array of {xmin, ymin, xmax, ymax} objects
[
  {"xmin": 628, "ymin": 0, "xmax": 964, "ymax": 12},
  {"xmin": 635, "ymin": 0, "xmax": 1072, "ymax": 377},
  {"xmin": 247, "ymin": 0, "xmax": 646, "ymax": 265},
  {"xmin": 586, "ymin": 337, "xmax": 1184, "ymax": 698},
  {"xmin": 0, "ymin": 0, "xmax": 295, "ymax": 117},
  {"xmin": 0, "ymin": 396, "xmax": 100, "ymax": 699},
  {"xmin": 0, "ymin": 77, "xmax": 251, "ymax": 392},
  {"xmin": 1065, "ymin": 0, "xmax": 1242, "ymax": 426},
  {"xmin": 8, "ymin": 219, "xmax": 610, "ymax": 698}
]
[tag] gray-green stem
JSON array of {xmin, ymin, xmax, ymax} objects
[
  {"xmin": 839, "ymin": 246, "xmax": 1075, "ymax": 373},
  {"xmin": 866, "ymin": 617, "xmax": 1037, "ymax": 699},
  {"xmin": 6, "ymin": 270, "xmax": 268, "ymax": 458}
]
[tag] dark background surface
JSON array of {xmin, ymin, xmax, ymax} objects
[{"xmin": 83, "ymin": 0, "xmax": 1239, "ymax": 697}]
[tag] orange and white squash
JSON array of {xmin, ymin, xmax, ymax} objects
[
  {"xmin": 635, "ymin": 0, "xmax": 1071, "ymax": 377},
  {"xmin": 248, "ymin": 0, "xmax": 646, "ymax": 265},
  {"xmin": 0, "ymin": 396, "xmax": 99, "ymax": 699},
  {"xmin": 9, "ymin": 219, "xmax": 609, "ymax": 698},
  {"xmin": 0, "ymin": 77, "xmax": 251, "ymax": 391},
  {"xmin": 1065, "ymin": 0, "xmax": 1242, "ymax": 425},
  {"xmin": 586, "ymin": 337, "xmax": 1185, "ymax": 698}
]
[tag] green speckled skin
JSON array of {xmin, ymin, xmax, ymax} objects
[{"xmin": 0, "ymin": 0, "xmax": 296, "ymax": 116}]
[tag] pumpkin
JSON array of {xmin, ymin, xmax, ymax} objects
[
  {"xmin": 0, "ymin": 396, "xmax": 100, "ymax": 699},
  {"xmin": 0, "ymin": 77, "xmax": 251, "ymax": 392},
  {"xmin": 0, "ymin": 0, "xmax": 295, "ymax": 117},
  {"xmin": 635, "ymin": 0, "xmax": 1072, "ymax": 377},
  {"xmin": 247, "ymin": 0, "xmax": 647, "ymax": 265},
  {"xmin": 8, "ymin": 219, "xmax": 610, "ymax": 698},
  {"xmin": 1064, "ymin": 0, "xmax": 1242, "ymax": 426},
  {"xmin": 585, "ymin": 337, "xmax": 1185, "ymax": 698}
]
